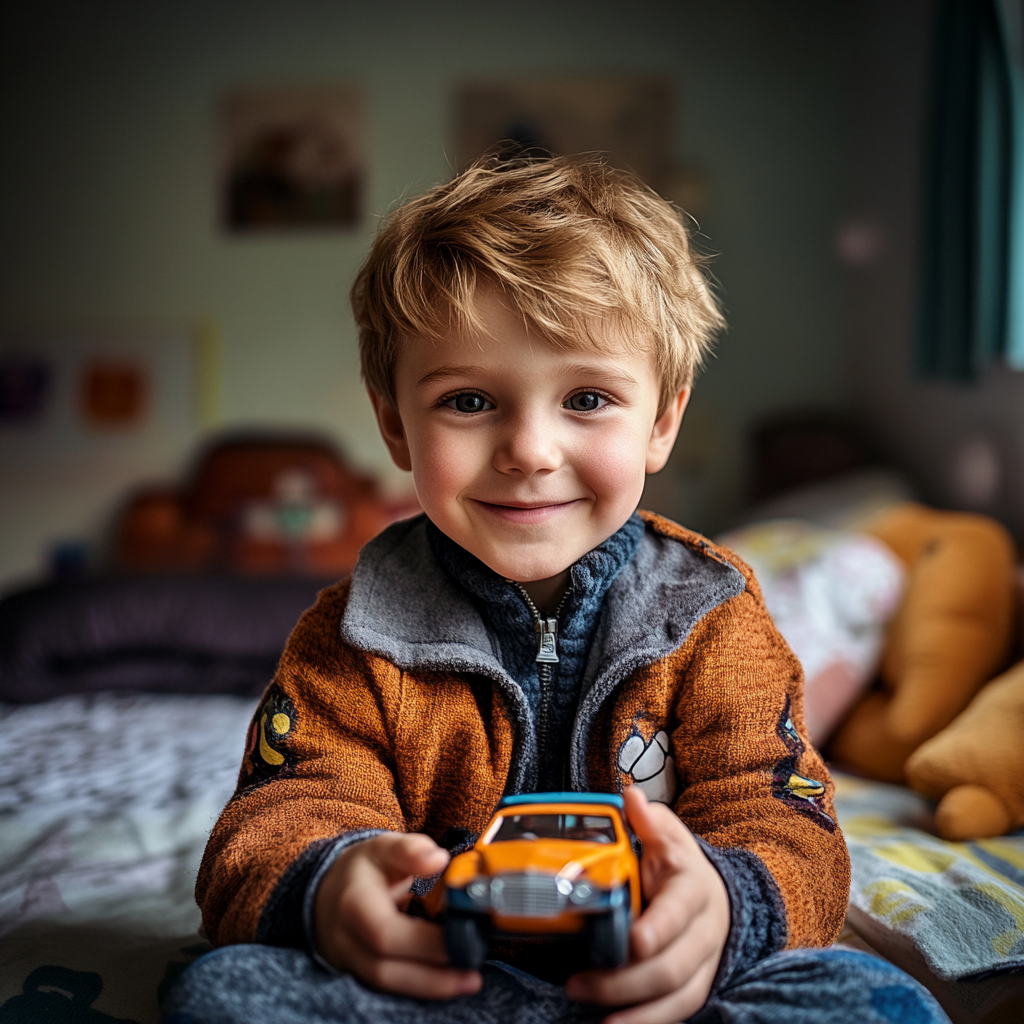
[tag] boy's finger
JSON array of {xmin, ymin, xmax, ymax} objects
[
  {"xmin": 341, "ymin": 881, "xmax": 451, "ymax": 963},
  {"xmin": 629, "ymin": 874, "xmax": 708, "ymax": 960},
  {"xmin": 344, "ymin": 945, "xmax": 482, "ymax": 1000},
  {"xmin": 369, "ymin": 959, "xmax": 482, "ymax": 1001},
  {"xmin": 600, "ymin": 956, "xmax": 719, "ymax": 1024},
  {"xmin": 369, "ymin": 832, "xmax": 450, "ymax": 881},
  {"xmin": 622, "ymin": 786, "xmax": 691, "ymax": 855},
  {"xmin": 566, "ymin": 926, "xmax": 716, "ymax": 1007}
]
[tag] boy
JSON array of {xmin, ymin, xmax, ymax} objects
[{"xmin": 166, "ymin": 156, "xmax": 947, "ymax": 1024}]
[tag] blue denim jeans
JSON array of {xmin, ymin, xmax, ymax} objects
[{"xmin": 162, "ymin": 944, "xmax": 949, "ymax": 1024}]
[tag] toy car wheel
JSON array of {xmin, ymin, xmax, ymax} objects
[
  {"xmin": 587, "ymin": 902, "xmax": 630, "ymax": 968},
  {"xmin": 444, "ymin": 912, "xmax": 489, "ymax": 969}
]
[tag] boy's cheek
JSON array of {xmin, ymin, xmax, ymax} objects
[
  {"xmin": 569, "ymin": 434, "xmax": 649, "ymax": 504},
  {"xmin": 408, "ymin": 454, "xmax": 476, "ymax": 520},
  {"xmin": 405, "ymin": 429, "xmax": 478, "ymax": 497}
]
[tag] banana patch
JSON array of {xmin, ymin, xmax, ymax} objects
[
  {"xmin": 240, "ymin": 685, "xmax": 298, "ymax": 790},
  {"xmin": 771, "ymin": 697, "xmax": 835, "ymax": 831}
]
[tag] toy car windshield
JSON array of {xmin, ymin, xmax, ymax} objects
[{"xmin": 488, "ymin": 813, "xmax": 617, "ymax": 844}]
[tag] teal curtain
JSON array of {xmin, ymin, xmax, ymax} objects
[
  {"xmin": 919, "ymin": 0, "xmax": 1015, "ymax": 380},
  {"xmin": 998, "ymin": 0, "xmax": 1024, "ymax": 368}
]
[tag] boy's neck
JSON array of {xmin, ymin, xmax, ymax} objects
[{"xmin": 517, "ymin": 570, "xmax": 571, "ymax": 616}]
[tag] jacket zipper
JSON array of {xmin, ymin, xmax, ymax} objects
[{"xmin": 512, "ymin": 583, "xmax": 569, "ymax": 786}]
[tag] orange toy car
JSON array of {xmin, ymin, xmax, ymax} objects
[{"xmin": 429, "ymin": 792, "xmax": 641, "ymax": 969}]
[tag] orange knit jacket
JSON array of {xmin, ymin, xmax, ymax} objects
[{"xmin": 196, "ymin": 512, "xmax": 850, "ymax": 959}]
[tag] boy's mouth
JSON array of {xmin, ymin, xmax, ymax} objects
[{"xmin": 471, "ymin": 499, "xmax": 582, "ymax": 524}]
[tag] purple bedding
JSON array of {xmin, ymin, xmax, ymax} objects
[{"xmin": 0, "ymin": 575, "xmax": 328, "ymax": 702}]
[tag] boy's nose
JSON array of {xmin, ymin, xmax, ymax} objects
[{"xmin": 492, "ymin": 413, "xmax": 563, "ymax": 476}]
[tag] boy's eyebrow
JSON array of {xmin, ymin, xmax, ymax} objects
[
  {"xmin": 561, "ymin": 364, "xmax": 641, "ymax": 388},
  {"xmin": 416, "ymin": 365, "xmax": 485, "ymax": 388},
  {"xmin": 416, "ymin": 363, "xmax": 642, "ymax": 389}
]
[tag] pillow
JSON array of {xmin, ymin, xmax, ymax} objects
[
  {"xmin": 718, "ymin": 520, "xmax": 905, "ymax": 745},
  {"xmin": 0, "ymin": 575, "xmax": 325, "ymax": 703},
  {"xmin": 737, "ymin": 468, "xmax": 915, "ymax": 532}
]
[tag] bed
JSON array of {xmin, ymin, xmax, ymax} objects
[
  {"xmin": 0, "ymin": 690, "xmax": 251, "ymax": 1023},
  {"xmin": 1, "ymin": 562, "xmax": 1022, "ymax": 1023},
  {"xmin": 0, "ymin": 574, "xmax": 323, "ymax": 1023}
]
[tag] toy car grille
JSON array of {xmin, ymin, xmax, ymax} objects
[{"xmin": 492, "ymin": 874, "xmax": 565, "ymax": 916}]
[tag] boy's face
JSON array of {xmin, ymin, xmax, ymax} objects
[{"xmin": 371, "ymin": 288, "xmax": 689, "ymax": 584}]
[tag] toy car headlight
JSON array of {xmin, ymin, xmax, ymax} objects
[
  {"xmin": 466, "ymin": 879, "xmax": 490, "ymax": 904},
  {"xmin": 568, "ymin": 881, "xmax": 601, "ymax": 905}
]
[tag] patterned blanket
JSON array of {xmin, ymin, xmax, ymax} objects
[
  {"xmin": 833, "ymin": 772, "xmax": 1024, "ymax": 981},
  {"xmin": 1, "ymin": 695, "xmax": 1021, "ymax": 1022},
  {"xmin": 0, "ymin": 693, "xmax": 255, "ymax": 1023}
]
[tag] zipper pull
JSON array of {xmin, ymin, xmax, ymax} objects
[{"xmin": 535, "ymin": 618, "xmax": 559, "ymax": 664}]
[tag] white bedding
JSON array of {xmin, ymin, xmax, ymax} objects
[
  {"xmin": 2, "ymin": 691, "xmax": 1021, "ymax": 1024},
  {"xmin": 0, "ymin": 693, "xmax": 256, "ymax": 1023}
]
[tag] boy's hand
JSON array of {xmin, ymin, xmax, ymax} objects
[
  {"xmin": 314, "ymin": 832, "xmax": 482, "ymax": 999},
  {"xmin": 565, "ymin": 787, "xmax": 730, "ymax": 1024}
]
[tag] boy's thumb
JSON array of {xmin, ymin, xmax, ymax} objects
[
  {"xmin": 375, "ymin": 832, "xmax": 449, "ymax": 880},
  {"xmin": 623, "ymin": 784, "xmax": 677, "ymax": 847},
  {"xmin": 622, "ymin": 785, "xmax": 655, "ymax": 837}
]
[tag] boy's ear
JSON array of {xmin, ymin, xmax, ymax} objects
[
  {"xmin": 646, "ymin": 387, "xmax": 691, "ymax": 474},
  {"xmin": 368, "ymin": 389, "xmax": 412, "ymax": 472}
]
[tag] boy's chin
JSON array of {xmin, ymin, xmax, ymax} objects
[
  {"xmin": 466, "ymin": 543, "xmax": 580, "ymax": 585},
  {"xmin": 439, "ymin": 513, "xmax": 633, "ymax": 583}
]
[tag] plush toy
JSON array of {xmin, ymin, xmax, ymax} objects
[
  {"xmin": 905, "ymin": 659, "xmax": 1024, "ymax": 840},
  {"xmin": 827, "ymin": 503, "xmax": 1017, "ymax": 783},
  {"xmin": 114, "ymin": 436, "xmax": 410, "ymax": 577}
]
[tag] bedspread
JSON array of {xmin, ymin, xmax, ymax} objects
[
  {"xmin": 832, "ymin": 772, "xmax": 1024, "ymax": 981},
  {"xmin": 2, "ymin": 697, "xmax": 1022, "ymax": 1023},
  {"xmin": 0, "ymin": 692, "xmax": 255, "ymax": 1023}
]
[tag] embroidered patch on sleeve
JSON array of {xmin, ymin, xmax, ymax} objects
[
  {"xmin": 239, "ymin": 684, "xmax": 298, "ymax": 790},
  {"xmin": 617, "ymin": 725, "xmax": 677, "ymax": 805},
  {"xmin": 771, "ymin": 696, "xmax": 835, "ymax": 831}
]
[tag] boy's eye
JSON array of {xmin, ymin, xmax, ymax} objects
[
  {"xmin": 445, "ymin": 392, "xmax": 493, "ymax": 414},
  {"xmin": 564, "ymin": 391, "xmax": 606, "ymax": 412}
]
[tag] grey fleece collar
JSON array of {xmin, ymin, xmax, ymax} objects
[{"xmin": 341, "ymin": 514, "xmax": 745, "ymax": 792}]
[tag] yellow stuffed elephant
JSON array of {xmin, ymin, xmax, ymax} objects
[
  {"xmin": 905, "ymin": 659, "xmax": 1024, "ymax": 840},
  {"xmin": 828, "ymin": 503, "xmax": 1017, "ymax": 783}
]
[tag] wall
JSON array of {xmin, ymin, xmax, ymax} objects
[
  {"xmin": 846, "ymin": 0, "xmax": 1024, "ymax": 544},
  {"xmin": 1, "ymin": 0, "xmax": 851, "ymax": 591}
]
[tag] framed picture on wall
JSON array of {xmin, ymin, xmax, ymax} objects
[
  {"xmin": 454, "ymin": 77, "xmax": 674, "ymax": 194},
  {"xmin": 80, "ymin": 359, "xmax": 149, "ymax": 429},
  {"xmin": 219, "ymin": 84, "xmax": 365, "ymax": 231}
]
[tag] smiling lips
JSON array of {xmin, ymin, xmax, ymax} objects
[{"xmin": 472, "ymin": 499, "xmax": 583, "ymax": 524}]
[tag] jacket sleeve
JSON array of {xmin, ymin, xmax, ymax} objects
[
  {"xmin": 195, "ymin": 581, "xmax": 406, "ymax": 949},
  {"xmin": 672, "ymin": 558, "xmax": 850, "ymax": 979}
]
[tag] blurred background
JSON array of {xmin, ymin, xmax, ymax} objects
[{"xmin": 2, "ymin": 0, "xmax": 1023, "ymax": 594}]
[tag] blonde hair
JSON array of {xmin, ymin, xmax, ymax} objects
[{"xmin": 352, "ymin": 153, "xmax": 725, "ymax": 410}]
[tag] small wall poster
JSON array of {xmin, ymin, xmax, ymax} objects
[
  {"xmin": 80, "ymin": 359, "xmax": 149, "ymax": 429},
  {"xmin": 220, "ymin": 84, "xmax": 365, "ymax": 231}
]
